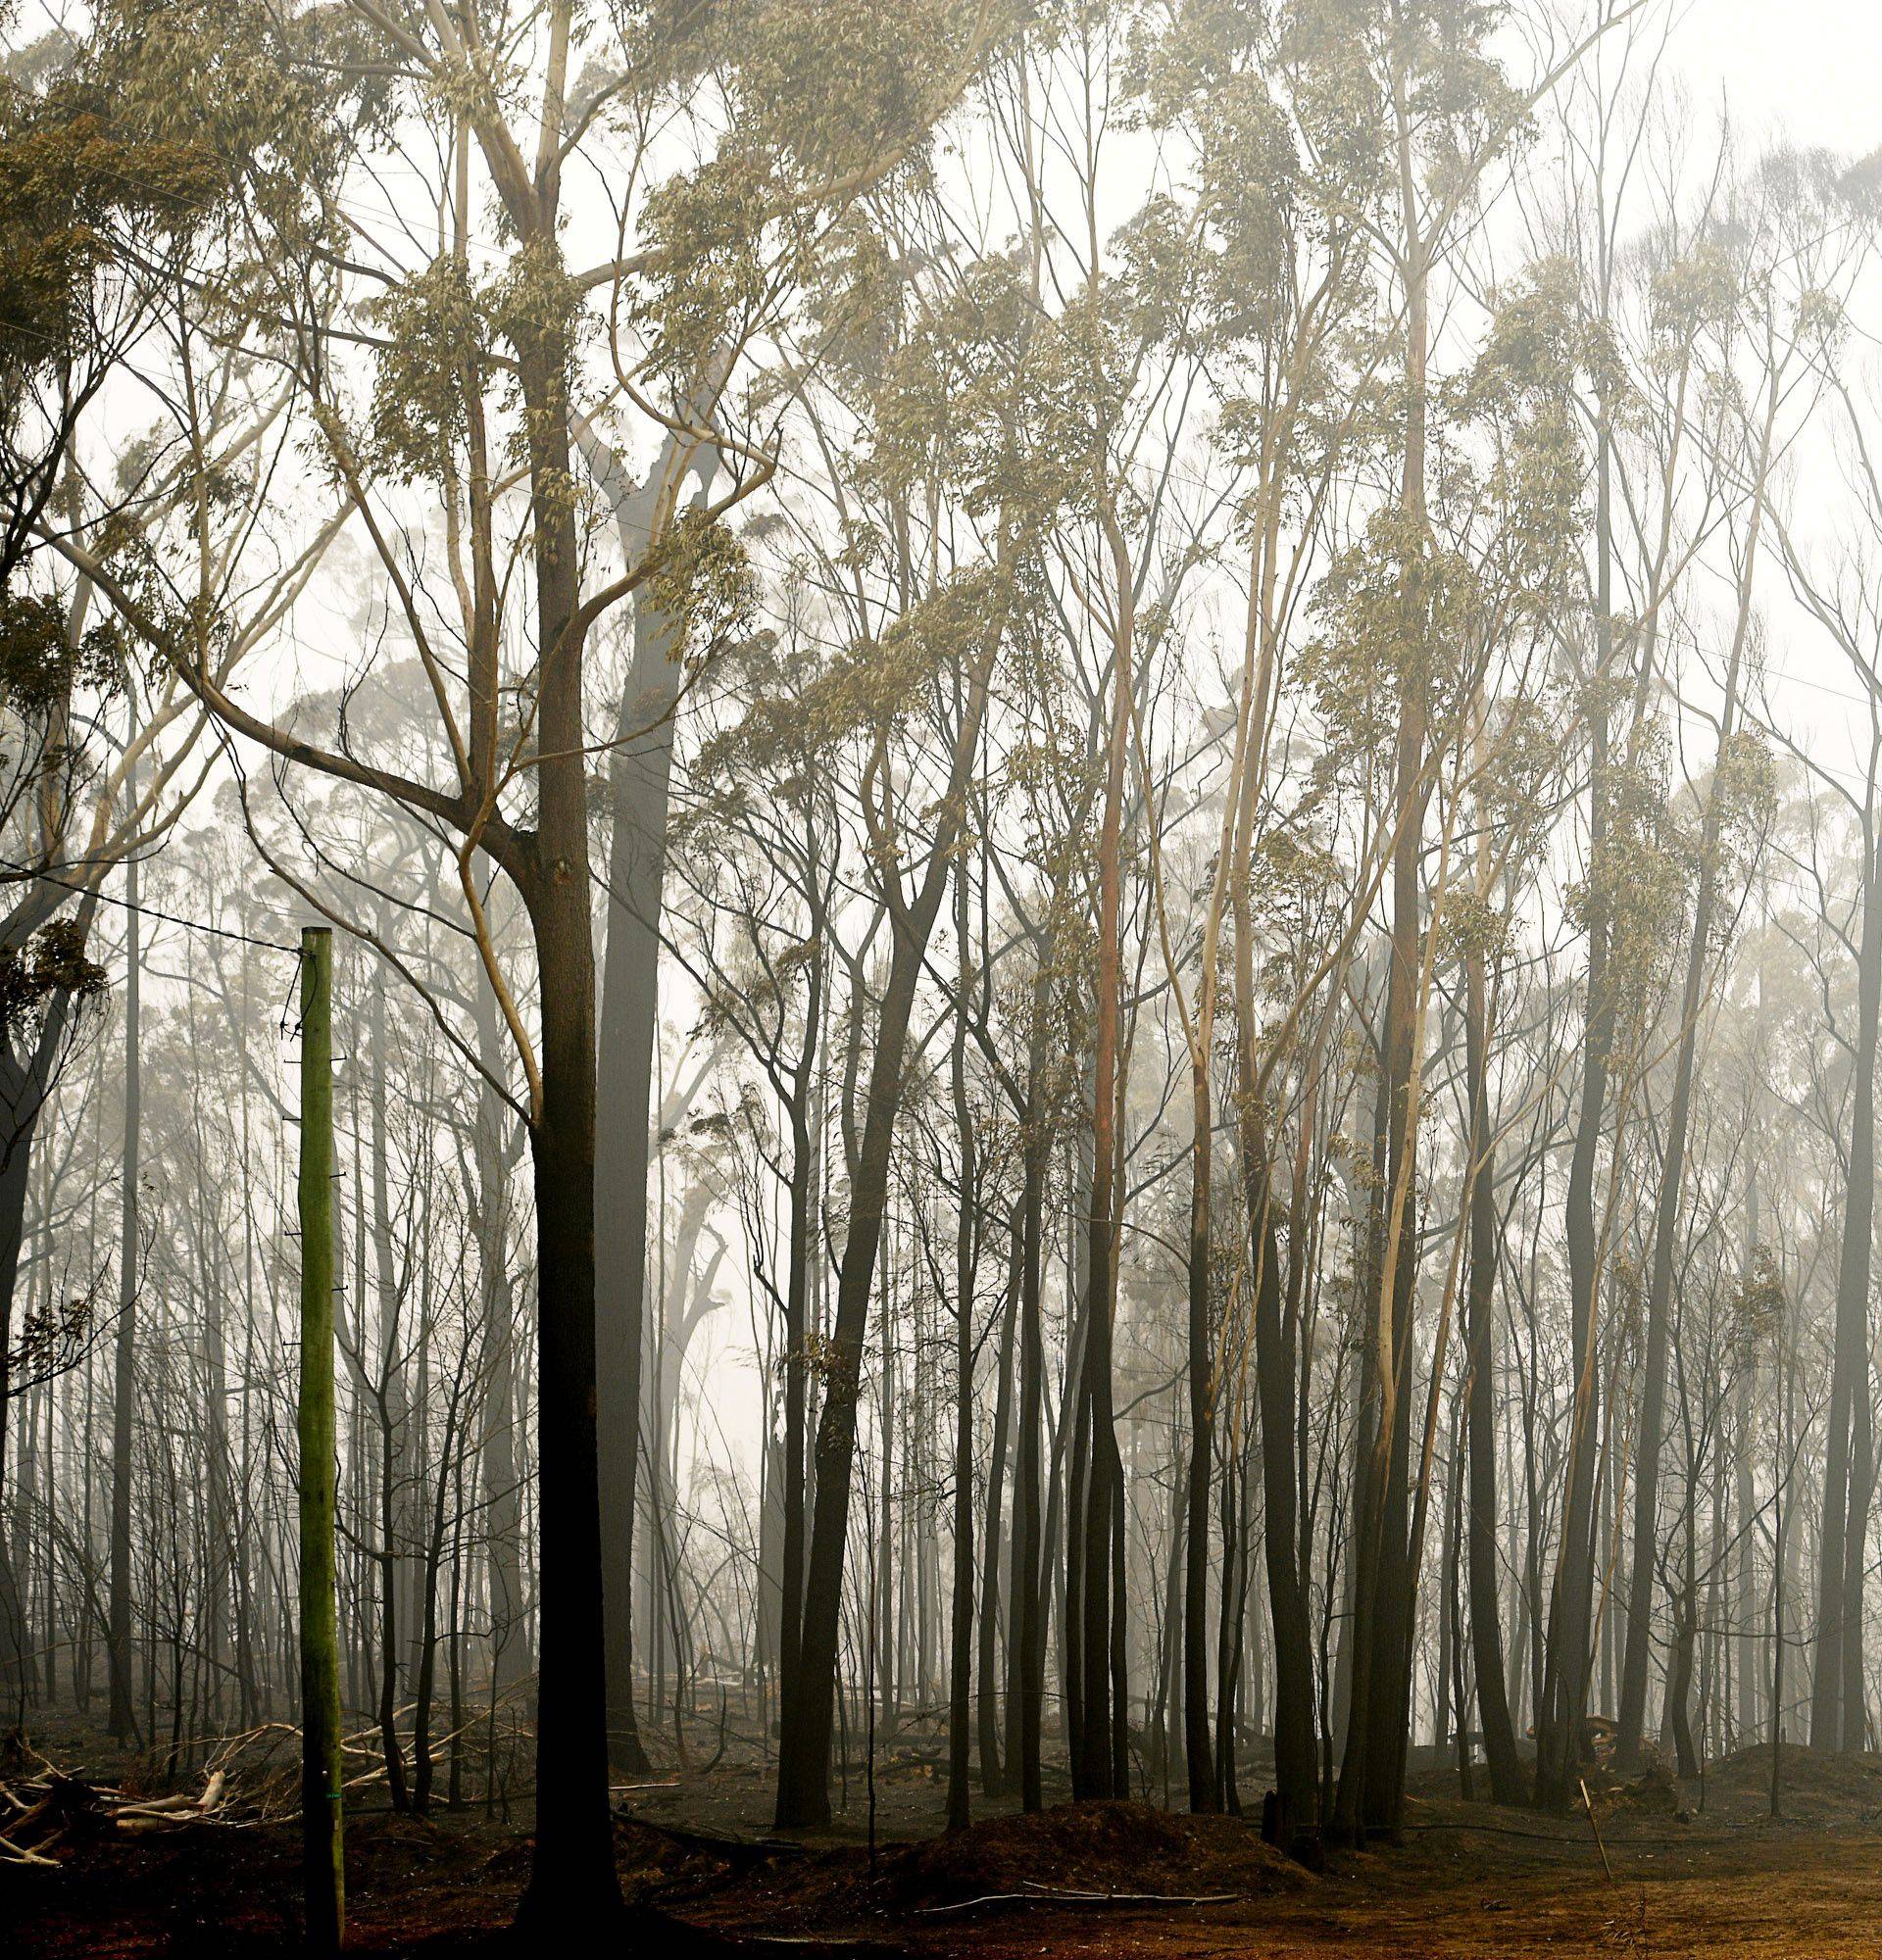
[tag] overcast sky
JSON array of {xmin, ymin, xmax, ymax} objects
[{"xmin": 1674, "ymin": 0, "xmax": 1881, "ymax": 162}]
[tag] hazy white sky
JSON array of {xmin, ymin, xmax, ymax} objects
[
  {"xmin": 1630, "ymin": 4, "xmax": 1882, "ymax": 794},
  {"xmin": 1671, "ymin": 0, "xmax": 1882, "ymax": 162}
]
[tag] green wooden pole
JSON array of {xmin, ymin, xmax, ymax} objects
[{"xmin": 298, "ymin": 926, "xmax": 344, "ymax": 1949}]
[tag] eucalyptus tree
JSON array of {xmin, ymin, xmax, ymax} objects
[
  {"xmin": 73, "ymin": 0, "xmax": 1011, "ymax": 1921},
  {"xmin": 0, "ymin": 2, "xmax": 347, "ymax": 1704},
  {"xmin": 1751, "ymin": 746, "xmax": 1880, "ymax": 1755},
  {"xmin": 763, "ymin": 188, "xmax": 1062, "ymax": 1828},
  {"xmin": 586, "ymin": 393, "xmax": 743, "ymax": 1777},
  {"xmin": 1513, "ymin": 74, "xmax": 1740, "ymax": 1782},
  {"xmin": 1125, "ymin": 0, "xmax": 1394, "ymax": 1835},
  {"xmin": 1246, "ymin": 0, "xmax": 1652, "ymax": 1838},
  {"xmin": 1764, "ymin": 336, "xmax": 1882, "ymax": 1755},
  {"xmin": 1018, "ymin": 10, "xmax": 1227, "ymax": 1805}
]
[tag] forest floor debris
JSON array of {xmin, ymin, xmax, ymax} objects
[
  {"xmin": 13, "ymin": 1730, "xmax": 1882, "ymax": 1954},
  {"xmin": 888, "ymin": 1800, "xmax": 1312, "ymax": 1912},
  {"xmin": 0, "ymin": 1740, "xmax": 238, "ymax": 1870}
]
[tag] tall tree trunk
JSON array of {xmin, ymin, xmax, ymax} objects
[
  {"xmin": 773, "ymin": 935, "xmax": 931, "ymax": 1828},
  {"xmin": 1074, "ymin": 501, "xmax": 1135, "ymax": 1803},
  {"xmin": 946, "ymin": 851, "xmax": 977, "ymax": 1830},
  {"xmin": 1616, "ymin": 653, "xmax": 1745, "ymax": 1764},
  {"xmin": 1667, "ymin": 1526, "xmax": 1700, "ymax": 1780},
  {"xmin": 1542, "ymin": 461, "xmax": 1615, "ymax": 1816},
  {"xmin": 978, "ymin": 1202, "xmax": 1020, "ymax": 1796},
  {"xmin": 1817, "ymin": 771, "xmax": 1882, "ymax": 1750},
  {"xmin": 1182, "ymin": 990, "xmax": 1216, "ymax": 1814},
  {"xmin": 513, "ymin": 327, "xmax": 621, "ymax": 1925},
  {"xmin": 1343, "ymin": 103, "xmax": 1435, "ymax": 1841},
  {"xmin": 589, "ymin": 416, "xmax": 714, "ymax": 1776},
  {"xmin": 296, "ymin": 926, "xmax": 344, "ymax": 1952},
  {"xmin": 1463, "ymin": 916, "xmax": 1522, "ymax": 1802},
  {"xmin": 107, "ymin": 859, "xmax": 141, "ymax": 1742},
  {"xmin": 878, "ymin": 1259, "xmax": 898, "ymax": 1737},
  {"xmin": 0, "ymin": 992, "xmax": 72, "ymax": 1709},
  {"xmin": 471, "ymin": 980, "xmax": 530, "ymax": 1693},
  {"xmin": 1842, "ymin": 1366, "xmax": 1876, "ymax": 1751},
  {"xmin": 1010, "ymin": 1108, "xmax": 1049, "ymax": 1812},
  {"xmin": 1204, "ymin": 294, "xmax": 1332, "ymax": 1845},
  {"xmin": 776, "ymin": 925, "xmax": 824, "ymax": 1747},
  {"xmin": 773, "ymin": 617, "xmax": 1001, "ymax": 1828}
]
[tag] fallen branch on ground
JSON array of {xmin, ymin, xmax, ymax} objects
[
  {"xmin": 0, "ymin": 1761, "xmax": 235, "ymax": 1865},
  {"xmin": 915, "ymin": 1880, "xmax": 1242, "ymax": 1915}
]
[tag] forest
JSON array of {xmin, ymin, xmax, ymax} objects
[{"xmin": 4, "ymin": 0, "xmax": 1882, "ymax": 1953}]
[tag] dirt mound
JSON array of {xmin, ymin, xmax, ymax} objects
[
  {"xmin": 1703, "ymin": 1741, "xmax": 1882, "ymax": 1823},
  {"xmin": 890, "ymin": 1800, "xmax": 1313, "ymax": 1911},
  {"xmin": 1590, "ymin": 1757, "xmax": 1683, "ymax": 1816}
]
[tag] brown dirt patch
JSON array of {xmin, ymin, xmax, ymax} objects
[
  {"xmin": 891, "ymin": 1800, "xmax": 1312, "ymax": 1910},
  {"xmin": 15, "ymin": 1733, "xmax": 1882, "ymax": 1955}
]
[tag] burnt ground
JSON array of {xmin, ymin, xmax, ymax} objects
[{"xmin": 10, "ymin": 1718, "xmax": 1882, "ymax": 1956}]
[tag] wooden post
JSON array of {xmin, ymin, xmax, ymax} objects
[
  {"xmin": 106, "ymin": 850, "xmax": 140, "ymax": 1740},
  {"xmin": 298, "ymin": 926, "xmax": 344, "ymax": 1949},
  {"xmin": 1578, "ymin": 1777, "xmax": 1614, "ymax": 1886}
]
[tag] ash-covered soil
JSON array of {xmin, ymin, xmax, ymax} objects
[{"xmin": 10, "ymin": 1720, "xmax": 1882, "ymax": 1956}]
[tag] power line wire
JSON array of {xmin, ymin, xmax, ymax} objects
[{"xmin": 0, "ymin": 861, "xmax": 300, "ymax": 955}]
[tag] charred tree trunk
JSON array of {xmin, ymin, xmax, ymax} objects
[
  {"xmin": 773, "ymin": 618, "xmax": 1000, "ymax": 1828},
  {"xmin": 977, "ymin": 1202, "xmax": 1020, "ymax": 1796},
  {"xmin": 1463, "ymin": 934, "xmax": 1522, "ymax": 1802},
  {"xmin": 1616, "ymin": 654, "xmax": 1746, "ymax": 1767},
  {"xmin": 1073, "ymin": 492, "xmax": 1136, "ymax": 1804},
  {"xmin": 1342, "ymin": 124, "xmax": 1434, "ymax": 1845},
  {"xmin": 946, "ymin": 855, "xmax": 977, "ymax": 1830},
  {"xmin": 1816, "ymin": 800, "xmax": 1882, "ymax": 1750},
  {"xmin": 1010, "ymin": 1107, "xmax": 1049, "ymax": 1812},
  {"xmin": 0, "ymin": 990, "xmax": 74, "ymax": 1709},
  {"xmin": 1183, "ymin": 1040, "xmax": 1216, "ymax": 1812},
  {"xmin": 512, "ymin": 328, "xmax": 622, "ymax": 1926}
]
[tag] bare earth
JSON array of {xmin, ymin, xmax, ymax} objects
[{"xmin": 9, "ymin": 1729, "xmax": 1882, "ymax": 1955}]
